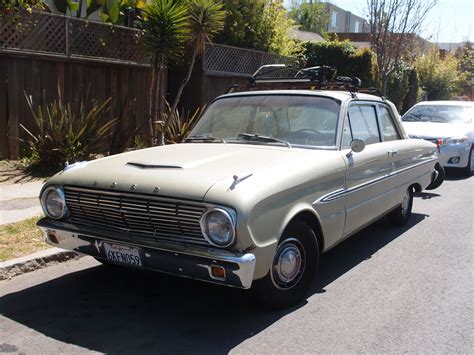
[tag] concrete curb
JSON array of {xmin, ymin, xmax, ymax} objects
[{"xmin": 0, "ymin": 248, "xmax": 81, "ymax": 281}]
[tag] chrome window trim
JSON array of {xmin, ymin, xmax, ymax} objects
[{"xmin": 375, "ymin": 103, "xmax": 403, "ymax": 142}]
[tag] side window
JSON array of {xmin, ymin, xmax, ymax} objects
[
  {"xmin": 342, "ymin": 114, "xmax": 353, "ymax": 149},
  {"xmin": 348, "ymin": 105, "xmax": 380, "ymax": 144},
  {"xmin": 378, "ymin": 105, "xmax": 401, "ymax": 141}
]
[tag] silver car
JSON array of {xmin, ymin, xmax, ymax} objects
[{"xmin": 401, "ymin": 101, "xmax": 474, "ymax": 175}]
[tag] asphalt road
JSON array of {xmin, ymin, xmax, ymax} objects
[{"xmin": 1, "ymin": 171, "xmax": 472, "ymax": 354}]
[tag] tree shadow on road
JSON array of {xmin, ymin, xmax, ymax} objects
[{"xmin": 0, "ymin": 213, "xmax": 427, "ymax": 354}]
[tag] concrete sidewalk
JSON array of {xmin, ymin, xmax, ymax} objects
[
  {"xmin": 0, "ymin": 181, "xmax": 44, "ymax": 225},
  {"xmin": 0, "ymin": 181, "xmax": 81, "ymax": 279}
]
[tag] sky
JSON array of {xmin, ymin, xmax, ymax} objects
[{"xmin": 286, "ymin": 0, "xmax": 473, "ymax": 43}]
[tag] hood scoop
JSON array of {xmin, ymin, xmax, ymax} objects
[{"xmin": 126, "ymin": 161, "xmax": 183, "ymax": 169}]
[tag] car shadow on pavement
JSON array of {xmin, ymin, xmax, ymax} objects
[
  {"xmin": 0, "ymin": 213, "xmax": 427, "ymax": 354},
  {"xmin": 444, "ymin": 168, "xmax": 472, "ymax": 180}
]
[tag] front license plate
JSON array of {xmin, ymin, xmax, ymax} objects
[{"xmin": 104, "ymin": 242, "xmax": 143, "ymax": 267}]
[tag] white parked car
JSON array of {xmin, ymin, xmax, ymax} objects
[
  {"xmin": 37, "ymin": 67, "xmax": 441, "ymax": 308},
  {"xmin": 401, "ymin": 101, "xmax": 474, "ymax": 175}
]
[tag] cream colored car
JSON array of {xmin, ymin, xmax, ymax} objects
[{"xmin": 38, "ymin": 90, "xmax": 438, "ymax": 308}]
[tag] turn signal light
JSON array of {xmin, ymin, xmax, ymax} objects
[{"xmin": 210, "ymin": 265, "xmax": 226, "ymax": 280}]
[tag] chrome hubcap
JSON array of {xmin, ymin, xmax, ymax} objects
[
  {"xmin": 271, "ymin": 239, "xmax": 305, "ymax": 290},
  {"xmin": 401, "ymin": 189, "xmax": 410, "ymax": 214}
]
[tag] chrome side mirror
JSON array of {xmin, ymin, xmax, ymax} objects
[{"xmin": 347, "ymin": 139, "xmax": 365, "ymax": 157}]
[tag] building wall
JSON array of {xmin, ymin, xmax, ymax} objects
[{"xmin": 325, "ymin": 3, "xmax": 369, "ymax": 33}]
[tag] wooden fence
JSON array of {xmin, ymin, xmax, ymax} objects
[
  {"xmin": 0, "ymin": 11, "xmax": 296, "ymax": 159},
  {"xmin": 0, "ymin": 10, "xmax": 155, "ymax": 159}
]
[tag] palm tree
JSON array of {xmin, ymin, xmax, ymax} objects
[
  {"xmin": 137, "ymin": 0, "xmax": 189, "ymax": 145},
  {"xmin": 164, "ymin": 0, "xmax": 225, "ymax": 145}
]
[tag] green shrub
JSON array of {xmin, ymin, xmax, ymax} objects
[
  {"xmin": 21, "ymin": 93, "xmax": 115, "ymax": 174},
  {"xmin": 386, "ymin": 63, "xmax": 410, "ymax": 111},
  {"xmin": 216, "ymin": 0, "xmax": 302, "ymax": 56},
  {"xmin": 416, "ymin": 46, "xmax": 463, "ymax": 100},
  {"xmin": 164, "ymin": 101, "xmax": 206, "ymax": 144},
  {"xmin": 402, "ymin": 68, "xmax": 420, "ymax": 113},
  {"xmin": 108, "ymin": 98, "xmax": 142, "ymax": 155},
  {"xmin": 303, "ymin": 41, "xmax": 376, "ymax": 87}
]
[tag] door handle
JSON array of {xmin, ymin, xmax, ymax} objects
[{"xmin": 387, "ymin": 150, "xmax": 398, "ymax": 157}]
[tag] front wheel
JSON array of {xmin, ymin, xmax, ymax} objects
[
  {"xmin": 252, "ymin": 221, "xmax": 319, "ymax": 309},
  {"xmin": 462, "ymin": 147, "xmax": 473, "ymax": 176},
  {"xmin": 388, "ymin": 187, "xmax": 413, "ymax": 226}
]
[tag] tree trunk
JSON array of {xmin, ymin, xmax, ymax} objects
[
  {"xmin": 147, "ymin": 66, "xmax": 156, "ymax": 146},
  {"xmin": 160, "ymin": 49, "xmax": 198, "ymax": 146}
]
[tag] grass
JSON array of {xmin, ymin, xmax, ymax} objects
[{"xmin": 0, "ymin": 216, "xmax": 49, "ymax": 262}]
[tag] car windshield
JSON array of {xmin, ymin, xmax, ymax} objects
[
  {"xmin": 402, "ymin": 104, "xmax": 473, "ymax": 123},
  {"xmin": 188, "ymin": 95, "xmax": 341, "ymax": 148}
]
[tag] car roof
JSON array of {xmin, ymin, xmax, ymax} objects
[
  {"xmin": 216, "ymin": 90, "xmax": 385, "ymax": 103},
  {"xmin": 414, "ymin": 101, "xmax": 474, "ymax": 107}
]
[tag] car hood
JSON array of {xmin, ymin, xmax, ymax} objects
[
  {"xmin": 402, "ymin": 121, "xmax": 474, "ymax": 139},
  {"xmin": 46, "ymin": 143, "xmax": 337, "ymax": 201}
]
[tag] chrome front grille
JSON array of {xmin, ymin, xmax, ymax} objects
[{"xmin": 64, "ymin": 186, "xmax": 207, "ymax": 245}]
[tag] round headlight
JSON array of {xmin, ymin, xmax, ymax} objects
[
  {"xmin": 41, "ymin": 187, "xmax": 67, "ymax": 219},
  {"xmin": 200, "ymin": 208, "xmax": 235, "ymax": 247}
]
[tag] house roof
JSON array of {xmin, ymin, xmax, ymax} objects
[{"xmin": 289, "ymin": 28, "xmax": 326, "ymax": 43}]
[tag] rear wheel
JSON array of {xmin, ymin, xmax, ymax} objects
[
  {"xmin": 426, "ymin": 163, "xmax": 445, "ymax": 190},
  {"xmin": 252, "ymin": 221, "xmax": 319, "ymax": 309},
  {"xmin": 388, "ymin": 187, "xmax": 413, "ymax": 226}
]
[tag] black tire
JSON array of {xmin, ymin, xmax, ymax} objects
[
  {"xmin": 462, "ymin": 147, "xmax": 473, "ymax": 176},
  {"xmin": 252, "ymin": 221, "xmax": 319, "ymax": 309},
  {"xmin": 388, "ymin": 187, "xmax": 413, "ymax": 226},
  {"xmin": 426, "ymin": 163, "xmax": 445, "ymax": 190}
]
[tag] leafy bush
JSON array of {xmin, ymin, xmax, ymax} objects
[
  {"xmin": 0, "ymin": 0, "xmax": 45, "ymax": 13},
  {"xmin": 303, "ymin": 41, "xmax": 376, "ymax": 87},
  {"xmin": 457, "ymin": 42, "xmax": 474, "ymax": 100},
  {"xmin": 21, "ymin": 93, "xmax": 115, "ymax": 174},
  {"xmin": 288, "ymin": 0, "xmax": 328, "ymax": 35},
  {"xmin": 386, "ymin": 63, "xmax": 410, "ymax": 112},
  {"xmin": 109, "ymin": 98, "xmax": 143, "ymax": 155},
  {"xmin": 215, "ymin": 0, "xmax": 302, "ymax": 56},
  {"xmin": 416, "ymin": 46, "xmax": 463, "ymax": 100},
  {"xmin": 401, "ymin": 67, "xmax": 420, "ymax": 113}
]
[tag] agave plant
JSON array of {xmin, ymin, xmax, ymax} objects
[
  {"xmin": 165, "ymin": 102, "xmax": 206, "ymax": 144},
  {"xmin": 21, "ymin": 92, "xmax": 115, "ymax": 174}
]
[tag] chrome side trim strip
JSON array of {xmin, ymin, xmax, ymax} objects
[{"xmin": 315, "ymin": 157, "xmax": 437, "ymax": 204}]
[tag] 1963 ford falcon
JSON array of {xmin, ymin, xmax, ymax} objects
[{"xmin": 37, "ymin": 88, "xmax": 439, "ymax": 308}]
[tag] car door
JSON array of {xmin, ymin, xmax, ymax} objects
[
  {"xmin": 376, "ymin": 103, "xmax": 436, "ymax": 203},
  {"xmin": 341, "ymin": 102, "xmax": 395, "ymax": 236}
]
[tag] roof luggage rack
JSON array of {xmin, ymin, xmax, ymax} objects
[{"xmin": 230, "ymin": 64, "xmax": 366, "ymax": 98}]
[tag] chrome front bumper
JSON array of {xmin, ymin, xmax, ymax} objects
[{"xmin": 37, "ymin": 218, "xmax": 256, "ymax": 289}]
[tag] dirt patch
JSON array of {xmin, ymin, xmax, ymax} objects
[{"xmin": 0, "ymin": 160, "xmax": 45, "ymax": 185}]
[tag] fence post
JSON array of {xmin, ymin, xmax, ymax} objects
[{"xmin": 65, "ymin": 17, "xmax": 70, "ymax": 57}]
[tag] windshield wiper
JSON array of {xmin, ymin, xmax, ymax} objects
[
  {"xmin": 184, "ymin": 135, "xmax": 226, "ymax": 143},
  {"xmin": 237, "ymin": 133, "xmax": 292, "ymax": 148}
]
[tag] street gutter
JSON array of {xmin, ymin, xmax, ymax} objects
[{"xmin": 0, "ymin": 248, "xmax": 80, "ymax": 281}]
